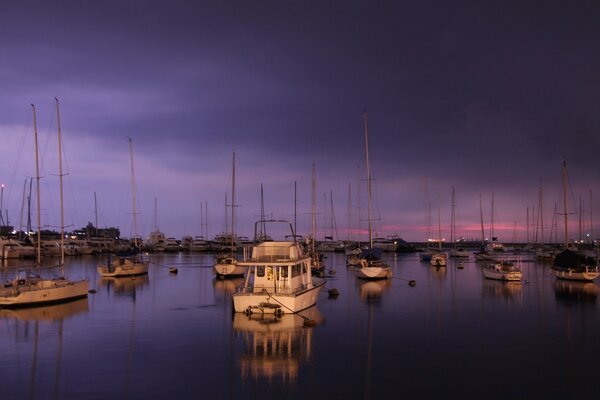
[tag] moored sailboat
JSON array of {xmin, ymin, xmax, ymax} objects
[
  {"xmin": 97, "ymin": 138, "xmax": 149, "ymax": 277},
  {"xmin": 354, "ymin": 110, "xmax": 391, "ymax": 280},
  {"xmin": 481, "ymin": 261, "xmax": 523, "ymax": 281},
  {"xmin": 214, "ymin": 152, "xmax": 245, "ymax": 278},
  {"xmin": 552, "ymin": 161, "xmax": 600, "ymax": 282},
  {"xmin": 0, "ymin": 101, "xmax": 88, "ymax": 307}
]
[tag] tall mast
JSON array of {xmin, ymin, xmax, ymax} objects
[
  {"xmin": 32, "ymin": 104, "xmax": 42, "ymax": 265},
  {"xmin": 56, "ymin": 97, "xmax": 65, "ymax": 266},
  {"xmin": 363, "ymin": 110, "xmax": 373, "ymax": 248},
  {"xmin": 231, "ymin": 151, "xmax": 236, "ymax": 252},
  {"xmin": 479, "ymin": 194, "xmax": 485, "ymax": 246},
  {"xmin": 19, "ymin": 179, "xmax": 27, "ymax": 239},
  {"xmin": 311, "ymin": 162, "xmax": 316, "ymax": 254},
  {"xmin": 94, "ymin": 191, "xmax": 98, "ymax": 228},
  {"xmin": 539, "ymin": 179, "xmax": 544, "ymax": 245},
  {"xmin": 128, "ymin": 137, "xmax": 139, "ymax": 247},
  {"xmin": 347, "ymin": 182, "xmax": 352, "ymax": 241},
  {"xmin": 204, "ymin": 201, "xmax": 208, "ymax": 239},
  {"xmin": 562, "ymin": 161, "xmax": 568, "ymax": 246},
  {"xmin": 490, "ymin": 192, "xmax": 495, "ymax": 240},
  {"xmin": 356, "ymin": 164, "xmax": 361, "ymax": 243},
  {"xmin": 450, "ymin": 185, "xmax": 455, "ymax": 245},
  {"xmin": 590, "ymin": 191, "xmax": 594, "ymax": 245}
]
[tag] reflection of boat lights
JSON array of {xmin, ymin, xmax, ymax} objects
[
  {"xmin": 233, "ymin": 306, "xmax": 322, "ymax": 383},
  {"xmin": 482, "ymin": 279, "xmax": 522, "ymax": 300},
  {"xmin": 357, "ymin": 279, "xmax": 390, "ymax": 301},
  {"xmin": 212, "ymin": 276, "xmax": 245, "ymax": 294},
  {"xmin": 554, "ymin": 280, "xmax": 598, "ymax": 304},
  {"xmin": 99, "ymin": 275, "xmax": 149, "ymax": 297}
]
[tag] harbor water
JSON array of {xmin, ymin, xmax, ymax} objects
[{"xmin": 1, "ymin": 252, "xmax": 599, "ymax": 399}]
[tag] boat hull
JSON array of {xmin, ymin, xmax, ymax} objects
[
  {"xmin": 354, "ymin": 265, "xmax": 391, "ymax": 280},
  {"xmin": 213, "ymin": 259, "xmax": 246, "ymax": 278},
  {"xmin": 482, "ymin": 269, "xmax": 523, "ymax": 281},
  {"xmin": 482, "ymin": 262, "xmax": 523, "ymax": 281},
  {"xmin": 430, "ymin": 252, "xmax": 447, "ymax": 266},
  {"xmin": 98, "ymin": 260, "xmax": 149, "ymax": 277},
  {"xmin": 233, "ymin": 279, "xmax": 325, "ymax": 314},
  {"xmin": 555, "ymin": 269, "xmax": 600, "ymax": 282},
  {"xmin": 0, "ymin": 279, "xmax": 89, "ymax": 307}
]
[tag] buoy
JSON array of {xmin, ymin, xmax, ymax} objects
[
  {"xmin": 303, "ymin": 318, "xmax": 317, "ymax": 327},
  {"xmin": 328, "ymin": 288, "xmax": 339, "ymax": 297},
  {"xmin": 169, "ymin": 267, "xmax": 178, "ymax": 274},
  {"xmin": 408, "ymin": 280, "xmax": 416, "ymax": 287}
]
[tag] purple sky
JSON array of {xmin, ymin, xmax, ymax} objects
[{"xmin": 1, "ymin": 0, "xmax": 600, "ymax": 243}]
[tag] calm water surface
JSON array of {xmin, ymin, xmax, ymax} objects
[{"xmin": 1, "ymin": 252, "xmax": 599, "ymax": 399}]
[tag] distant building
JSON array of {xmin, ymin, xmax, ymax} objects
[{"xmin": 72, "ymin": 222, "xmax": 121, "ymax": 239}]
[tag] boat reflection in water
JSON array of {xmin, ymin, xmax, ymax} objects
[
  {"xmin": 356, "ymin": 279, "xmax": 391, "ymax": 301},
  {"xmin": 233, "ymin": 305, "xmax": 322, "ymax": 384},
  {"xmin": 554, "ymin": 280, "xmax": 598, "ymax": 305},
  {"xmin": 482, "ymin": 279, "xmax": 523, "ymax": 303},
  {"xmin": 99, "ymin": 274, "xmax": 150, "ymax": 298},
  {"xmin": 0, "ymin": 297, "xmax": 89, "ymax": 322},
  {"xmin": 0, "ymin": 298, "xmax": 89, "ymax": 400},
  {"xmin": 213, "ymin": 276, "xmax": 245, "ymax": 295}
]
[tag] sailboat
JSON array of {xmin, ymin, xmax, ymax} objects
[
  {"xmin": 0, "ymin": 101, "xmax": 89, "ymax": 307},
  {"xmin": 552, "ymin": 161, "xmax": 600, "ymax": 282},
  {"xmin": 307, "ymin": 163, "xmax": 325, "ymax": 275},
  {"xmin": 448, "ymin": 186, "xmax": 469, "ymax": 258},
  {"xmin": 430, "ymin": 194, "xmax": 447, "ymax": 266},
  {"xmin": 97, "ymin": 138, "xmax": 149, "ymax": 277},
  {"xmin": 354, "ymin": 110, "xmax": 391, "ymax": 280},
  {"xmin": 213, "ymin": 152, "xmax": 245, "ymax": 278}
]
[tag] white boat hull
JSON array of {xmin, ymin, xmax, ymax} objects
[
  {"xmin": 482, "ymin": 263, "xmax": 523, "ymax": 281},
  {"xmin": 213, "ymin": 260, "xmax": 246, "ymax": 278},
  {"xmin": 98, "ymin": 258, "xmax": 149, "ymax": 277},
  {"xmin": 555, "ymin": 269, "xmax": 600, "ymax": 282},
  {"xmin": 354, "ymin": 265, "xmax": 391, "ymax": 280},
  {"xmin": 233, "ymin": 280, "xmax": 325, "ymax": 314},
  {"xmin": 0, "ymin": 279, "xmax": 89, "ymax": 307}
]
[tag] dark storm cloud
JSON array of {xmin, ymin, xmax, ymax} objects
[{"xmin": 1, "ymin": 0, "xmax": 599, "ymax": 240}]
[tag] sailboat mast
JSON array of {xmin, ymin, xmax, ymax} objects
[
  {"xmin": 590, "ymin": 191, "xmax": 594, "ymax": 245},
  {"xmin": 347, "ymin": 182, "xmax": 352, "ymax": 241},
  {"xmin": 356, "ymin": 164, "xmax": 361, "ymax": 243},
  {"xmin": 94, "ymin": 191, "xmax": 98, "ymax": 228},
  {"xmin": 562, "ymin": 161, "xmax": 568, "ymax": 246},
  {"xmin": 32, "ymin": 104, "xmax": 42, "ymax": 265},
  {"xmin": 450, "ymin": 185, "xmax": 455, "ymax": 245},
  {"xmin": 539, "ymin": 179, "xmax": 544, "ymax": 245},
  {"xmin": 363, "ymin": 110, "xmax": 373, "ymax": 248},
  {"xmin": 56, "ymin": 97, "xmax": 65, "ymax": 266},
  {"xmin": 128, "ymin": 137, "xmax": 139, "ymax": 247},
  {"xmin": 231, "ymin": 151, "xmax": 236, "ymax": 252},
  {"xmin": 479, "ymin": 194, "xmax": 485, "ymax": 246},
  {"xmin": 311, "ymin": 162, "xmax": 316, "ymax": 254}
]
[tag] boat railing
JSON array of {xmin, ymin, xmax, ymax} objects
[{"xmin": 236, "ymin": 283, "xmax": 312, "ymax": 296}]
